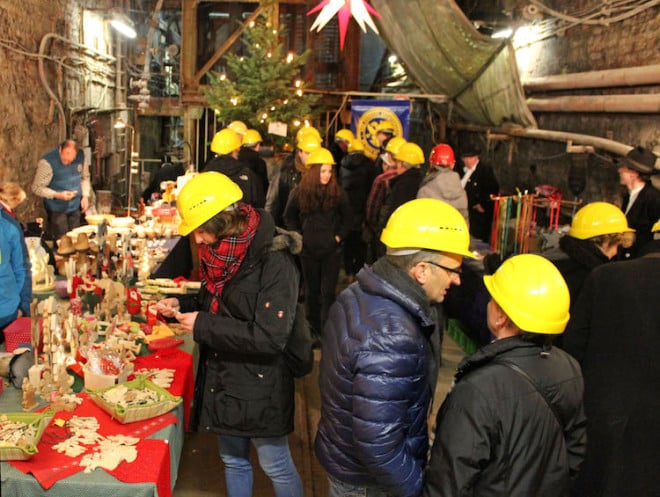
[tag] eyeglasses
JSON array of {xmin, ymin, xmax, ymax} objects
[{"xmin": 423, "ymin": 260, "xmax": 462, "ymax": 277}]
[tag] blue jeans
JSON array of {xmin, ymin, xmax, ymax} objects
[
  {"xmin": 218, "ymin": 434, "xmax": 303, "ymax": 497},
  {"xmin": 327, "ymin": 474, "xmax": 393, "ymax": 497}
]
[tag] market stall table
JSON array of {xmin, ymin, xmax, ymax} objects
[{"xmin": 0, "ymin": 344, "xmax": 194, "ymax": 497}]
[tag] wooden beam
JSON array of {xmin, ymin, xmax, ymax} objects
[
  {"xmin": 193, "ymin": 6, "xmax": 265, "ymax": 84},
  {"xmin": 181, "ymin": 0, "xmax": 199, "ymax": 94}
]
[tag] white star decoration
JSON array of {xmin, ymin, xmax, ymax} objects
[{"xmin": 307, "ymin": 0, "xmax": 381, "ymax": 50}]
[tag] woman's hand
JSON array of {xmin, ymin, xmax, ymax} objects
[
  {"xmin": 154, "ymin": 297, "xmax": 180, "ymax": 317},
  {"xmin": 175, "ymin": 311, "xmax": 198, "ymax": 333}
]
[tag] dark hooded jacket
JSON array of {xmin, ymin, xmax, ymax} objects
[
  {"xmin": 203, "ymin": 154, "xmax": 265, "ymax": 208},
  {"xmin": 185, "ymin": 210, "xmax": 303, "ymax": 436},
  {"xmin": 425, "ymin": 336, "xmax": 586, "ymax": 497}
]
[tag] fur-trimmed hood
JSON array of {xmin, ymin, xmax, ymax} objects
[{"xmin": 272, "ymin": 226, "xmax": 303, "ymax": 255}]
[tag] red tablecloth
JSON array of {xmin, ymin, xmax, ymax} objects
[
  {"xmin": 10, "ymin": 394, "xmax": 177, "ymax": 497},
  {"xmin": 133, "ymin": 347, "xmax": 194, "ymax": 430}
]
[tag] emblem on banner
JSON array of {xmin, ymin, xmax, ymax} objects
[{"xmin": 356, "ymin": 107, "xmax": 404, "ymax": 159}]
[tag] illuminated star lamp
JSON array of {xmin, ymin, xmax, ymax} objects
[{"xmin": 307, "ymin": 0, "xmax": 381, "ymax": 50}]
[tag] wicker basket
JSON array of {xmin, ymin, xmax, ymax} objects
[
  {"xmin": 87, "ymin": 377, "xmax": 181, "ymax": 424},
  {"xmin": 0, "ymin": 411, "xmax": 53, "ymax": 461}
]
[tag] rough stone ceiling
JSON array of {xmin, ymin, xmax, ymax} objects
[{"xmin": 370, "ymin": 0, "xmax": 537, "ymax": 128}]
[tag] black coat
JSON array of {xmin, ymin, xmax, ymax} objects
[
  {"xmin": 380, "ymin": 167, "xmax": 424, "ymax": 229},
  {"xmin": 141, "ymin": 161, "xmax": 185, "ymax": 202},
  {"xmin": 338, "ymin": 152, "xmax": 378, "ymax": 229},
  {"xmin": 425, "ymin": 336, "xmax": 586, "ymax": 497},
  {"xmin": 563, "ymin": 249, "xmax": 660, "ymax": 497},
  {"xmin": 621, "ymin": 182, "xmax": 660, "ymax": 258},
  {"xmin": 203, "ymin": 154, "xmax": 265, "ymax": 208},
  {"xmin": 459, "ymin": 161, "xmax": 499, "ymax": 242},
  {"xmin": 265, "ymin": 153, "xmax": 302, "ymax": 227},
  {"xmin": 283, "ymin": 187, "xmax": 353, "ymax": 258},
  {"xmin": 187, "ymin": 211, "xmax": 303, "ymax": 437},
  {"xmin": 239, "ymin": 146, "xmax": 269, "ymax": 195},
  {"xmin": 545, "ymin": 235, "xmax": 611, "ymax": 310}
]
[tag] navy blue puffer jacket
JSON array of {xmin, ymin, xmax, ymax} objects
[{"xmin": 314, "ymin": 261, "xmax": 439, "ymax": 497}]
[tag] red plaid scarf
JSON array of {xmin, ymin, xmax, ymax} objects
[{"xmin": 198, "ymin": 204, "xmax": 260, "ymax": 313}]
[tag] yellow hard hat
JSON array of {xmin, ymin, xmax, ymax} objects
[
  {"xmin": 177, "ymin": 172, "xmax": 243, "ymax": 236},
  {"xmin": 385, "ymin": 137, "xmax": 407, "ymax": 155},
  {"xmin": 306, "ymin": 147, "xmax": 335, "ymax": 168},
  {"xmin": 227, "ymin": 120, "xmax": 248, "ymax": 136},
  {"xmin": 242, "ymin": 129, "xmax": 263, "ymax": 146},
  {"xmin": 568, "ymin": 201, "xmax": 635, "ymax": 239},
  {"xmin": 335, "ymin": 129, "xmax": 354, "ymax": 143},
  {"xmin": 349, "ymin": 139, "xmax": 365, "ymax": 153},
  {"xmin": 380, "ymin": 198, "xmax": 475, "ymax": 258},
  {"xmin": 377, "ymin": 120, "xmax": 395, "ymax": 134},
  {"xmin": 395, "ymin": 142, "xmax": 425, "ymax": 166},
  {"xmin": 211, "ymin": 128, "xmax": 242, "ymax": 155},
  {"xmin": 483, "ymin": 254, "xmax": 570, "ymax": 334},
  {"xmin": 296, "ymin": 126, "xmax": 321, "ymax": 143},
  {"xmin": 653, "ymin": 218, "xmax": 660, "ymax": 233},
  {"xmin": 297, "ymin": 133, "xmax": 322, "ymax": 153}
]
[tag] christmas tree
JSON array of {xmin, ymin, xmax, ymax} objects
[{"xmin": 204, "ymin": 16, "xmax": 320, "ymax": 141}]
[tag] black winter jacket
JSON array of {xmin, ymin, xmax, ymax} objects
[
  {"xmin": 338, "ymin": 152, "xmax": 378, "ymax": 229},
  {"xmin": 425, "ymin": 336, "xmax": 586, "ymax": 497},
  {"xmin": 203, "ymin": 154, "xmax": 265, "ymax": 208},
  {"xmin": 187, "ymin": 210, "xmax": 303, "ymax": 437},
  {"xmin": 379, "ymin": 167, "xmax": 424, "ymax": 231},
  {"xmin": 239, "ymin": 146, "xmax": 269, "ymax": 195},
  {"xmin": 265, "ymin": 153, "xmax": 302, "ymax": 227},
  {"xmin": 283, "ymin": 187, "xmax": 353, "ymax": 258}
]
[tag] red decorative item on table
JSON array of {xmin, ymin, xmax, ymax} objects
[
  {"xmin": 126, "ymin": 287, "xmax": 142, "ymax": 315},
  {"xmin": 3, "ymin": 317, "xmax": 40, "ymax": 353}
]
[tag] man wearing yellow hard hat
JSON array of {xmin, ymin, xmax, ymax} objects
[
  {"xmin": 204, "ymin": 127, "xmax": 265, "ymax": 208},
  {"xmin": 544, "ymin": 201, "xmax": 634, "ymax": 312},
  {"xmin": 563, "ymin": 218, "xmax": 660, "ymax": 497},
  {"xmin": 425, "ymin": 253, "xmax": 586, "ymax": 497},
  {"xmin": 315, "ymin": 198, "xmax": 474, "ymax": 497}
]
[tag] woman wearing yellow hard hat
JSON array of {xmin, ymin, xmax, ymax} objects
[
  {"xmin": 426, "ymin": 253, "xmax": 586, "ymax": 497},
  {"xmin": 156, "ymin": 171, "xmax": 305, "ymax": 497},
  {"xmin": 265, "ymin": 127, "xmax": 322, "ymax": 227},
  {"xmin": 283, "ymin": 147, "xmax": 352, "ymax": 336}
]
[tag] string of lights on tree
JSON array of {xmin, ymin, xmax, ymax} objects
[{"xmin": 203, "ymin": 16, "xmax": 320, "ymax": 140}]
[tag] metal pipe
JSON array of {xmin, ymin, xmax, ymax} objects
[
  {"xmin": 523, "ymin": 64, "xmax": 660, "ymax": 92},
  {"xmin": 38, "ymin": 33, "xmax": 118, "ymax": 141},
  {"xmin": 451, "ymin": 122, "xmax": 634, "ymax": 157},
  {"xmin": 527, "ymin": 94, "xmax": 660, "ymax": 113}
]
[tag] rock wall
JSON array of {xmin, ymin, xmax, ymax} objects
[
  {"xmin": 459, "ymin": 2, "xmax": 660, "ymax": 210},
  {"xmin": 0, "ymin": 0, "xmax": 71, "ymax": 222}
]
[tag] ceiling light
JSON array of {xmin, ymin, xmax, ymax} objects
[
  {"xmin": 491, "ymin": 28, "xmax": 513, "ymax": 39},
  {"xmin": 110, "ymin": 12, "xmax": 136, "ymax": 39}
]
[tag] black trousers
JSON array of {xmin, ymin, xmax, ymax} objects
[
  {"xmin": 300, "ymin": 249, "xmax": 341, "ymax": 335},
  {"xmin": 343, "ymin": 230, "xmax": 367, "ymax": 276},
  {"xmin": 46, "ymin": 208, "xmax": 82, "ymax": 242}
]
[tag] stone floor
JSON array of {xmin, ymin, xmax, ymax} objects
[{"xmin": 173, "ymin": 337, "xmax": 465, "ymax": 497}]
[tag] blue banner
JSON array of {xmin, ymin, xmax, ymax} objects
[{"xmin": 351, "ymin": 99, "xmax": 411, "ymax": 159}]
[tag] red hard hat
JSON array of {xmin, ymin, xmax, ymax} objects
[{"xmin": 429, "ymin": 143, "xmax": 455, "ymax": 167}]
